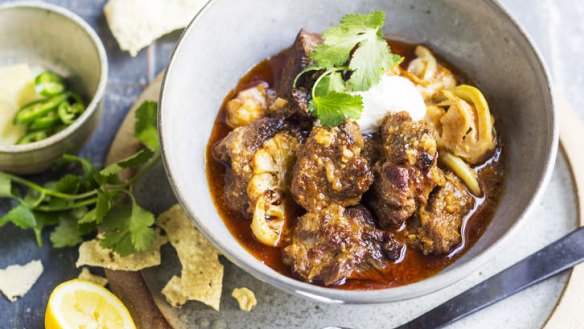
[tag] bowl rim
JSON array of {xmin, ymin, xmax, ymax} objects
[
  {"xmin": 159, "ymin": 0, "xmax": 559, "ymax": 303},
  {"xmin": 0, "ymin": 1, "xmax": 108, "ymax": 153}
]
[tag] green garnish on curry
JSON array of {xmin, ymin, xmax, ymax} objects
[{"xmin": 295, "ymin": 11, "xmax": 402, "ymax": 126}]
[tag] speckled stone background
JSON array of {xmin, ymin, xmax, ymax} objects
[{"xmin": 0, "ymin": 0, "xmax": 582, "ymax": 328}]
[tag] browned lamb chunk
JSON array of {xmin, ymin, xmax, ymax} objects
[
  {"xmin": 282, "ymin": 204, "xmax": 402, "ymax": 285},
  {"xmin": 367, "ymin": 112, "xmax": 445, "ymax": 227},
  {"xmin": 291, "ymin": 121, "xmax": 373, "ymax": 212},
  {"xmin": 274, "ymin": 29, "xmax": 322, "ymax": 121},
  {"xmin": 406, "ymin": 173, "xmax": 473, "ymax": 255},
  {"xmin": 367, "ymin": 162, "xmax": 417, "ymax": 226},
  {"xmin": 362, "ymin": 133, "xmax": 383, "ymax": 166}
]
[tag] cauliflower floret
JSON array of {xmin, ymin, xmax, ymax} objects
[
  {"xmin": 251, "ymin": 190, "xmax": 288, "ymax": 246},
  {"xmin": 403, "ymin": 45, "xmax": 456, "ymax": 101},
  {"xmin": 247, "ymin": 132, "xmax": 300, "ymax": 246},
  {"xmin": 247, "ymin": 132, "xmax": 299, "ymax": 204},
  {"xmin": 225, "ymin": 84, "xmax": 268, "ymax": 128}
]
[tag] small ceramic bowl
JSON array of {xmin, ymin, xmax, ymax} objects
[
  {"xmin": 160, "ymin": 0, "xmax": 557, "ymax": 303},
  {"xmin": 0, "ymin": 2, "xmax": 107, "ymax": 174}
]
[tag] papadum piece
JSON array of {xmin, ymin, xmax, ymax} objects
[
  {"xmin": 104, "ymin": 0, "xmax": 207, "ymax": 56},
  {"xmin": 76, "ymin": 229, "xmax": 167, "ymax": 271},
  {"xmin": 0, "ymin": 260, "xmax": 43, "ymax": 302},
  {"xmin": 157, "ymin": 204, "xmax": 223, "ymax": 311},
  {"xmin": 78, "ymin": 267, "xmax": 109, "ymax": 287}
]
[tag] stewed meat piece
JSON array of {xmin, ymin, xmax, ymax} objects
[
  {"xmin": 406, "ymin": 173, "xmax": 473, "ymax": 255},
  {"xmin": 274, "ymin": 29, "xmax": 322, "ymax": 121},
  {"xmin": 291, "ymin": 121, "xmax": 374, "ymax": 212},
  {"xmin": 381, "ymin": 111, "xmax": 437, "ymax": 168},
  {"xmin": 367, "ymin": 112, "xmax": 445, "ymax": 227},
  {"xmin": 367, "ymin": 162, "xmax": 418, "ymax": 226},
  {"xmin": 282, "ymin": 204, "xmax": 403, "ymax": 285},
  {"xmin": 212, "ymin": 117, "xmax": 300, "ymax": 216},
  {"xmin": 362, "ymin": 133, "xmax": 383, "ymax": 166}
]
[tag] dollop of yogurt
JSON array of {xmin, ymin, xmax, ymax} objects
[{"xmin": 352, "ymin": 75, "xmax": 426, "ymax": 133}]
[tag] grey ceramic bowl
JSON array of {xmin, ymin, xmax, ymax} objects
[
  {"xmin": 159, "ymin": 0, "xmax": 558, "ymax": 303},
  {"xmin": 0, "ymin": 2, "xmax": 107, "ymax": 174}
]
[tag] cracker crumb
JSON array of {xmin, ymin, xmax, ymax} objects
[{"xmin": 232, "ymin": 287, "xmax": 257, "ymax": 312}]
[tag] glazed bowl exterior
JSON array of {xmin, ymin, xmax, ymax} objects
[
  {"xmin": 159, "ymin": 0, "xmax": 557, "ymax": 303},
  {"xmin": 0, "ymin": 2, "xmax": 108, "ymax": 174}
]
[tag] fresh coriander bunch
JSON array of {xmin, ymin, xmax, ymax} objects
[
  {"xmin": 295, "ymin": 11, "xmax": 402, "ymax": 127},
  {"xmin": 0, "ymin": 101, "xmax": 160, "ymax": 257}
]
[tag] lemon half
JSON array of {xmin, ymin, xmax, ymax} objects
[{"xmin": 45, "ymin": 279, "xmax": 136, "ymax": 329}]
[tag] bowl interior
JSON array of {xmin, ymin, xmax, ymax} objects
[
  {"xmin": 0, "ymin": 3, "xmax": 105, "ymax": 150},
  {"xmin": 0, "ymin": 4, "xmax": 102, "ymax": 101},
  {"xmin": 160, "ymin": 0, "xmax": 556, "ymax": 302}
]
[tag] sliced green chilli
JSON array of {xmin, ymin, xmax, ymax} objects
[
  {"xmin": 70, "ymin": 93, "xmax": 86, "ymax": 108},
  {"xmin": 29, "ymin": 111, "xmax": 60, "ymax": 131},
  {"xmin": 34, "ymin": 71, "xmax": 65, "ymax": 97},
  {"xmin": 57, "ymin": 102, "xmax": 75, "ymax": 124},
  {"xmin": 17, "ymin": 130, "xmax": 48, "ymax": 145},
  {"xmin": 14, "ymin": 93, "xmax": 69, "ymax": 125}
]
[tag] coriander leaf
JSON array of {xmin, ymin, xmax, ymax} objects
[
  {"xmin": 96, "ymin": 148, "xmax": 154, "ymax": 184},
  {"xmin": 95, "ymin": 189, "xmax": 112, "ymax": 224},
  {"xmin": 101, "ymin": 202, "xmax": 155, "ymax": 256},
  {"xmin": 78, "ymin": 208, "xmax": 96, "ymax": 224},
  {"xmin": 339, "ymin": 10, "xmax": 385, "ymax": 28},
  {"xmin": 71, "ymin": 206, "xmax": 88, "ymax": 221},
  {"xmin": 310, "ymin": 92, "xmax": 363, "ymax": 127},
  {"xmin": 44, "ymin": 180, "xmax": 58, "ymax": 191},
  {"xmin": 100, "ymin": 205, "xmax": 133, "ymax": 255},
  {"xmin": 32, "ymin": 211, "xmax": 60, "ymax": 246},
  {"xmin": 33, "ymin": 211, "xmax": 60, "ymax": 227},
  {"xmin": 0, "ymin": 173, "xmax": 13, "ymax": 198},
  {"xmin": 100, "ymin": 148, "xmax": 153, "ymax": 176},
  {"xmin": 310, "ymin": 44, "xmax": 353, "ymax": 69},
  {"xmin": 23, "ymin": 189, "xmax": 44, "ymax": 208},
  {"xmin": 347, "ymin": 36, "xmax": 397, "ymax": 91},
  {"xmin": 55, "ymin": 154, "xmax": 96, "ymax": 178},
  {"xmin": 0, "ymin": 204, "xmax": 37, "ymax": 229},
  {"xmin": 310, "ymin": 11, "xmax": 386, "ymax": 69},
  {"xmin": 314, "ymin": 72, "xmax": 346, "ymax": 97},
  {"xmin": 303, "ymin": 11, "xmax": 399, "ymax": 126},
  {"xmin": 129, "ymin": 203, "xmax": 156, "ymax": 251},
  {"xmin": 135, "ymin": 101, "xmax": 159, "ymax": 151},
  {"xmin": 54, "ymin": 174, "xmax": 83, "ymax": 194},
  {"xmin": 50, "ymin": 216, "xmax": 83, "ymax": 248}
]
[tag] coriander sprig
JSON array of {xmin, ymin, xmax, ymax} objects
[
  {"xmin": 295, "ymin": 11, "xmax": 402, "ymax": 127},
  {"xmin": 0, "ymin": 101, "xmax": 161, "ymax": 256}
]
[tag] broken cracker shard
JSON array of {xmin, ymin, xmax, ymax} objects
[
  {"xmin": 76, "ymin": 229, "xmax": 168, "ymax": 271},
  {"xmin": 157, "ymin": 204, "xmax": 224, "ymax": 311},
  {"xmin": 0, "ymin": 260, "xmax": 43, "ymax": 302},
  {"xmin": 104, "ymin": 0, "xmax": 208, "ymax": 56},
  {"xmin": 232, "ymin": 287, "xmax": 257, "ymax": 312},
  {"xmin": 78, "ymin": 267, "xmax": 109, "ymax": 287}
]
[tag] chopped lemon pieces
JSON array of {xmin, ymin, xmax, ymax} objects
[{"xmin": 45, "ymin": 279, "xmax": 136, "ymax": 329}]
